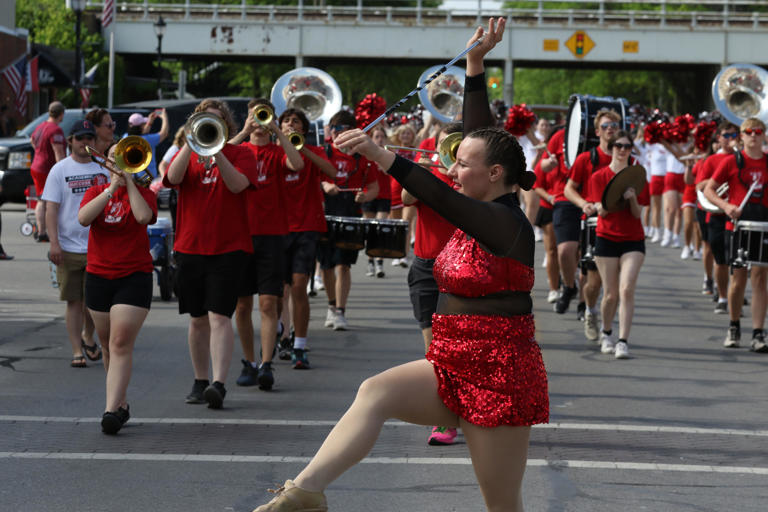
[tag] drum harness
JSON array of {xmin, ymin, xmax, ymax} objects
[
  {"xmin": 733, "ymin": 150, "xmax": 768, "ymax": 203},
  {"xmin": 324, "ymin": 144, "xmax": 373, "ymax": 216}
]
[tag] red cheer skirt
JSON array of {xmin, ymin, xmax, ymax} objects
[{"xmin": 427, "ymin": 313, "xmax": 549, "ymax": 428}]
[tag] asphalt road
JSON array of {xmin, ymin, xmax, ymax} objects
[{"xmin": 1, "ymin": 204, "xmax": 767, "ymax": 512}]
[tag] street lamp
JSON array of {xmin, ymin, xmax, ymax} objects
[
  {"xmin": 68, "ymin": 0, "xmax": 86, "ymax": 101},
  {"xmin": 154, "ymin": 16, "xmax": 166, "ymax": 99}
]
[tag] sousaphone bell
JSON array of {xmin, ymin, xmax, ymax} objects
[
  {"xmin": 712, "ymin": 63, "xmax": 768, "ymax": 125},
  {"xmin": 417, "ymin": 65, "xmax": 465, "ymax": 124},
  {"xmin": 271, "ymin": 67, "xmax": 343, "ymax": 125}
]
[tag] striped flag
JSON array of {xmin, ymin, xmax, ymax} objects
[
  {"xmin": 1, "ymin": 56, "xmax": 28, "ymax": 116},
  {"xmin": 102, "ymin": 0, "xmax": 115, "ymax": 28}
]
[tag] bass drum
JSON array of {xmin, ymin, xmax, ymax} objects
[{"xmin": 565, "ymin": 95, "xmax": 629, "ymax": 168}]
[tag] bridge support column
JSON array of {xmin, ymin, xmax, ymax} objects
[
  {"xmin": 504, "ymin": 58, "xmax": 514, "ymax": 106},
  {"xmin": 295, "ymin": 55, "xmax": 304, "ymax": 67}
]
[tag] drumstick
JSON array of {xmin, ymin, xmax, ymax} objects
[
  {"xmin": 337, "ymin": 187, "xmax": 363, "ymax": 192},
  {"xmin": 678, "ymin": 154, "xmax": 706, "ymax": 161},
  {"xmin": 737, "ymin": 178, "xmax": 760, "ymax": 213}
]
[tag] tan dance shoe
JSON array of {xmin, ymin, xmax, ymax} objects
[{"xmin": 252, "ymin": 480, "xmax": 328, "ymax": 512}]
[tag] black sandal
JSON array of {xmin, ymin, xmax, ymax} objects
[
  {"xmin": 82, "ymin": 339, "xmax": 102, "ymax": 361},
  {"xmin": 71, "ymin": 356, "xmax": 87, "ymax": 368}
]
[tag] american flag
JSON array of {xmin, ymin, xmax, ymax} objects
[
  {"xmin": 1, "ymin": 56, "xmax": 28, "ymax": 117},
  {"xmin": 102, "ymin": 0, "xmax": 115, "ymax": 28}
]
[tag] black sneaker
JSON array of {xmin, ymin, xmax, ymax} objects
[
  {"xmin": 292, "ymin": 348, "xmax": 311, "ymax": 369},
  {"xmin": 257, "ymin": 362, "xmax": 274, "ymax": 390},
  {"xmin": 714, "ymin": 301, "xmax": 728, "ymax": 314},
  {"xmin": 236, "ymin": 359, "xmax": 258, "ymax": 386},
  {"xmin": 116, "ymin": 404, "xmax": 130, "ymax": 426},
  {"xmin": 724, "ymin": 326, "xmax": 741, "ymax": 348},
  {"xmin": 278, "ymin": 336, "xmax": 294, "ymax": 360},
  {"xmin": 101, "ymin": 412, "xmax": 123, "ymax": 435},
  {"xmin": 554, "ymin": 286, "xmax": 577, "ymax": 314},
  {"xmin": 185, "ymin": 379, "xmax": 209, "ymax": 404},
  {"xmin": 576, "ymin": 301, "xmax": 586, "ymax": 322},
  {"xmin": 702, "ymin": 278, "xmax": 714, "ymax": 295},
  {"xmin": 751, "ymin": 331, "xmax": 768, "ymax": 353},
  {"xmin": 204, "ymin": 381, "xmax": 227, "ymax": 409}
]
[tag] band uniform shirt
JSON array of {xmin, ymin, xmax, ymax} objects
[
  {"xmin": 164, "ymin": 143, "xmax": 256, "ymax": 255},
  {"xmin": 322, "ymin": 146, "xmax": 379, "ymax": 217},
  {"xmin": 241, "ymin": 141, "xmax": 289, "ymax": 236},
  {"xmin": 546, "ymin": 129, "xmax": 570, "ymax": 203},
  {"xmin": 712, "ymin": 150, "xmax": 768, "ymax": 230},
  {"xmin": 587, "ymin": 166, "xmax": 650, "ymax": 242},
  {"xmin": 30, "ymin": 121, "xmax": 65, "ymax": 175},
  {"xmin": 80, "ymin": 183, "xmax": 157, "ymax": 279},
  {"xmin": 284, "ymin": 145, "xmax": 328, "ymax": 233},
  {"xmin": 41, "ymin": 158, "xmax": 110, "ymax": 254},
  {"xmin": 534, "ymin": 152, "xmax": 557, "ymax": 210},
  {"xmin": 569, "ymin": 146, "xmax": 612, "ymax": 205},
  {"xmin": 412, "ymin": 159, "xmax": 458, "ymax": 260}
]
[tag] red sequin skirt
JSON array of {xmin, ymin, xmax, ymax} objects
[{"xmin": 427, "ymin": 313, "xmax": 549, "ymax": 428}]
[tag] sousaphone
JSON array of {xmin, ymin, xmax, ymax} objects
[
  {"xmin": 271, "ymin": 67, "xmax": 343, "ymax": 125},
  {"xmin": 418, "ymin": 65, "xmax": 465, "ymax": 124},
  {"xmin": 712, "ymin": 63, "xmax": 768, "ymax": 125}
]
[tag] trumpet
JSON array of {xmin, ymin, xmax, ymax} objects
[
  {"xmin": 185, "ymin": 112, "xmax": 228, "ymax": 157},
  {"xmin": 86, "ymin": 136, "xmax": 154, "ymax": 187},
  {"xmin": 287, "ymin": 132, "xmax": 305, "ymax": 151},
  {"xmin": 253, "ymin": 104, "xmax": 274, "ymax": 126},
  {"xmin": 384, "ymin": 132, "xmax": 462, "ymax": 170}
]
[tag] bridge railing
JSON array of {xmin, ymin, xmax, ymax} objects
[{"xmin": 87, "ymin": 0, "xmax": 768, "ymax": 29}]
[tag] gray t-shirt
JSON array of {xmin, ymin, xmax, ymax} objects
[{"xmin": 41, "ymin": 157, "xmax": 110, "ymax": 253}]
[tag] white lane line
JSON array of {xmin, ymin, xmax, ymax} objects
[
  {"xmin": 1, "ymin": 452, "xmax": 767, "ymax": 475},
  {"xmin": 1, "ymin": 416, "xmax": 767, "ymax": 437}
]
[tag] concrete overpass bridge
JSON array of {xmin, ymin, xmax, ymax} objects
[{"xmin": 94, "ymin": 0, "xmax": 768, "ymax": 102}]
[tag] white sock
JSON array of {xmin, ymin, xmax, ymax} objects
[
  {"xmin": 250, "ymin": 361, "xmax": 259, "ymax": 368},
  {"xmin": 588, "ymin": 306, "xmax": 599, "ymax": 315},
  {"xmin": 718, "ymin": 298, "xmax": 728, "ymax": 304},
  {"xmin": 294, "ymin": 337, "xmax": 308, "ymax": 350}
]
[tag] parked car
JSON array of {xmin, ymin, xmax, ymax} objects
[{"xmin": 0, "ymin": 108, "xmax": 147, "ymax": 204}]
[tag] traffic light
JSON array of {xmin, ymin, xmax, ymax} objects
[{"xmin": 488, "ymin": 76, "xmax": 501, "ymax": 89}]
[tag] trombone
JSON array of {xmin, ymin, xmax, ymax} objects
[
  {"xmin": 86, "ymin": 136, "xmax": 154, "ymax": 187},
  {"xmin": 385, "ymin": 132, "xmax": 462, "ymax": 169}
]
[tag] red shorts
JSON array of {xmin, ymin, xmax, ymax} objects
[
  {"xmin": 649, "ymin": 175, "xmax": 666, "ymax": 196},
  {"xmin": 390, "ymin": 176, "xmax": 403, "ymax": 209},
  {"xmin": 664, "ymin": 172, "xmax": 685, "ymax": 194},
  {"xmin": 682, "ymin": 184, "xmax": 697, "ymax": 207},
  {"xmin": 30, "ymin": 171, "xmax": 48, "ymax": 198}
]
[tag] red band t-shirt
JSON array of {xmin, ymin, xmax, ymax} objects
[
  {"xmin": 413, "ymin": 159, "xmax": 457, "ymax": 259},
  {"xmin": 241, "ymin": 142, "xmax": 289, "ymax": 236},
  {"xmin": 283, "ymin": 145, "xmax": 329, "ymax": 233},
  {"xmin": 587, "ymin": 166, "xmax": 650, "ymax": 242},
  {"xmin": 569, "ymin": 146, "xmax": 612, "ymax": 203},
  {"xmin": 711, "ymin": 151, "xmax": 768, "ymax": 230},
  {"xmin": 31, "ymin": 121, "xmax": 65, "ymax": 175},
  {"xmin": 81, "ymin": 184, "xmax": 158, "ymax": 279}
]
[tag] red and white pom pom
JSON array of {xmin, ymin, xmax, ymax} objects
[
  {"xmin": 355, "ymin": 93, "xmax": 387, "ymax": 130},
  {"xmin": 694, "ymin": 120, "xmax": 717, "ymax": 151},
  {"xmin": 504, "ymin": 104, "xmax": 536, "ymax": 137}
]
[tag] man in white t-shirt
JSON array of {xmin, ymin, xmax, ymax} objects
[{"xmin": 42, "ymin": 120, "xmax": 110, "ymax": 368}]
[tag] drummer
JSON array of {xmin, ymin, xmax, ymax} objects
[
  {"xmin": 533, "ymin": 135, "xmax": 563, "ymax": 306},
  {"xmin": 704, "ymin": 117, "xmax": 768, "ymax": 353},
  {"xmin": 319, "ymin": 111, "xmax": 379, "ymax": 331},
  {"xmin": 563, "ymin": 108, "xmax": 619, "ymax": 341},
  {"xmin": 587, "ymin": 131, "xmax": 649, "ymax": 360}
]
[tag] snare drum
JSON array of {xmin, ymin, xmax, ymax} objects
[
  {"xmin": 565, "ymin": 95, "xmax": 629, "ymax": 168},
  {"xmin": 365, "ymin": 219, "xmax": 409, "ymax": 258},
  {"xmin": 730, "ymin": 220, "xmax": 768, "ymax": 267},
  {"xmin": 579, "ymin": 216, "xmax": 598, "ymax": 267},
  {"xmin": 332, "ymin": 216, "xmax": 367, "ymax": 251}
]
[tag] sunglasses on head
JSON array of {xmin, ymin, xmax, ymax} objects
[
  {"xmin": 74, "ymin": 134, "xmax": 95, "ymax": 141},
  {"xmin": 721, "ymin": 132, "xmax": 739, "ymax": 139},
  {"xmin": 600, "ymin": 122, "xmax": 619, "ymax": 130},
  {"xmin": 331, "ymin": 124, "xmax": 353, "ymax": 133},
  {"xmin": 613, "ymin": 142, "xmax": 633, "ymax": 150},
  {"xmin": 743, "ymin": 128, "xmax": 764, "ymax": 136}
]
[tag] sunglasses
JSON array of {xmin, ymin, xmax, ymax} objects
[
  {"xmin": 331, "ymin": 124, "xmax": 353, "ymax": 133},
  {"xmin": 721, "ymin": 132, "xmax": 739, "ymax": 139},
  {"xmin": 600, "ymin": 122, "xmax": 619, "ymax": 130},
  {"xmin": 74, "ymin": 134, "xmax": 95, "ymax": 141},
  {"xmin": 743, "ymin": 128, "xmax": 764, "ymax": 136},
  {"xmin": 613, "ymin": 142, "xmax": 633, "ymax": 150},
  {"xmin": 101, "ymin": 122, "xmax": 116, "ymax": 129}
]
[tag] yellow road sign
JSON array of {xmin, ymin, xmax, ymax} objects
[{"xmin": 565, "ymin": 31, "xmax": 595, "ymax": 58}]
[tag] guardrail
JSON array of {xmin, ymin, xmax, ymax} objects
[{"xmin": 85, "ymin": 0, "xmax": 768, "ymax": 29}]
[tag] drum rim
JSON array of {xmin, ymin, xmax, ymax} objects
[{"xmin": 735, "ymin": 220, "xmax": 768, "ymax": 230}]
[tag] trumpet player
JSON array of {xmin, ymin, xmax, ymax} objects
[
  {"xmin": 164, "ymin": 99, "xmax": 258, "ymax": 409},
  {"xmin": 229, "ymin": 99, "xmax": 304, "ymax": 388},
  {"xmin": 78, "ymin": 143, "xmax": 157, "ymax": 434}
]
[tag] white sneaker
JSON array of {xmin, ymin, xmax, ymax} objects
[
  {"xmin": 614, "ymin": 341, "xmax": 630, "ymax": 359},
  {"xmin": 660, "ymin": 234, "xmax": 671, "ymax": 247},
  {"xmin": 315, "ymin": 276, "xmax": 325, "ymax": 291},
  {"xmin": 333, "ymin": 311, "xmax": 348, "ymax": 331},
  {"xmin": 671, "ymin": 235, "xmax": 681, "ymax": 248},
  {"xmin": 375, "ymin": 261, "xmax": 385, "ymax": 278},
  {"xmin": 680, "ymin": 245, "xmax": 691, "ymax": 260},
  {"xmin": 644, "ymin": 225, "xmax": 651, "ymax": 237},
  {"xmin": 650, "ymin": 229, "xmax": 661, "ymax": 244},
  {"xmin": 692, "ymin": 248, "xmax": 702, "ymax": 260},
  {"xmin": 541, "ymin": 253, "xmax": 548, "ymax": 268},
  {"xmin": 547, "ymin": 290, "xmax": 560, "ymax": 303},
  {"xmin": 584, "ymin": 312, "xmax": 600, "ymax": 342},
  {"xmin": 324, "ymin": 307, "xmax": 336, "ymax": 328},
  {"xmin": 399, "ymin": 257, "xmax": 410, "ymax": 268},
  {"xmin": 600, "ymin": 333, "xmax": 616, "ymax": 354},
  {"xmin": 534, "ymin": 227, "xmax": 543, "ymax": 242},
  {"xmin": 391, "ymin": 258, "xmax": 401, "ymax": 267},
  {"xmin": 366, "ymin": 261, "xmax": 375, "ymax": 277}
]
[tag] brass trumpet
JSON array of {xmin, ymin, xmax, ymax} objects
[
  {"xmin": 253, "ymin": 104, "xmax": 274, "ymax": 126},
  {"xmin": 86, "ymin": 136, "xmax": 154, "ymax": 187},
  {"xmin": 287, "ymin": 132, "xmax": 305, "ymax": 151},
  {"xmin": 185, "ymin": 112, "xmax": 228, "ymax": 157}
]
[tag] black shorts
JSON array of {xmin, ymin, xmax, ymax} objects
[
  {"xmin": 553, "ymin": 202, "xmax": 582, "ymax": 244},
  {"xmin": 407, "ymin": 257, "xmax": 439, "ymax": 329},
  {"xmin": 317, "ymin": 240, "xmax": 359, "ymax": 270},
  {"xmin": 175, "ymin": 251, "xmax": 248, "ymax": 318},
  {"xmin": 239, "ymin": 235, "xmax": 286, "ymax": 297},
  {"xmin": 594, "ymin": 237, "xmax": 645, "ymax": 258},
  {"xmin": 696, "ymin": 208, "xmax": 709, "ymax": 244},
  {"xmin": 534, "ymin": 207, "xmax": 553, "ymax": 228},
  {"xmin": 361, "ymin": 198, "xmax": 391, "ymax": 214},
  {"xmin": 709, "ymin": 214, "xmax": 728, "ymax": 265},
  {"xmin": 85, "ymin": 271, "xmax": 153, "ymax": 312},
  {"xmin": 284, "ymin": 231, "xmax": 320, "ymax": 283}
]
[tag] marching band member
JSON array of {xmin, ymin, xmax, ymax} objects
[
  {"xmin": 533, "ymin": 141, "xmax": 562, "ymax": 305},
  {"xmin": 563, "ymin": 109, "xmax": 619, "ymax": 341},
  {"xmin": 661, "ymin": 148, "xmax": 685, "ymax": 248},
  {"xmin": 318, "ymin": 110, "xmax": 379, "ymax": 331},
  {"xmin": 588, "ymin": 131, "xmax": 649, "ymax": 359},
  {"xmin": 228, "ymin": 98, "xmax": 304, "ymax": 389},
  {"xmin": 694, "ymin": 138, "xmax": 719, "ymax": 295},
  {"xmin": 388, "ymin": 123, "xmax": 419, "ymax": 267},
  {"xmin": 164, "ymin": 99, "xmax": 258, "ymax": 409},
  {"xmin": 363, "ymin": 124, "xmax": 392, "ymax": 278},
  {"xmin": 680, "ymin": 149, "xmax": 705, "ymax": 260},
  {"xmin": 699, "ymin": 122, "xmax": 740, "ymax": 312},
  {"xmin": 705, "ymin": 117, "xmax": 768, "ymax": 353},
  {"xmin": 252, "ymin": 18, "xmax": 548, "ymax": 512},
  {"xmin": 78, "ymin": 144, "xmax": 157, "ymax": 434},
  {"xmin": 646, "ymin": 141, "xmax": 667, "ymax": 243},
  {"xmin": 279, "ymin": 107, "xmax": 337, "ymax": 369}
]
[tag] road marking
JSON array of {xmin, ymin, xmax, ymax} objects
[
  {"xmin": 1, "ymin": 416, "xmax": 767, "ymax": 437},
  {"xmin": 1, "ymin": 451, "xmax": 767, "ymax": 475}
]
